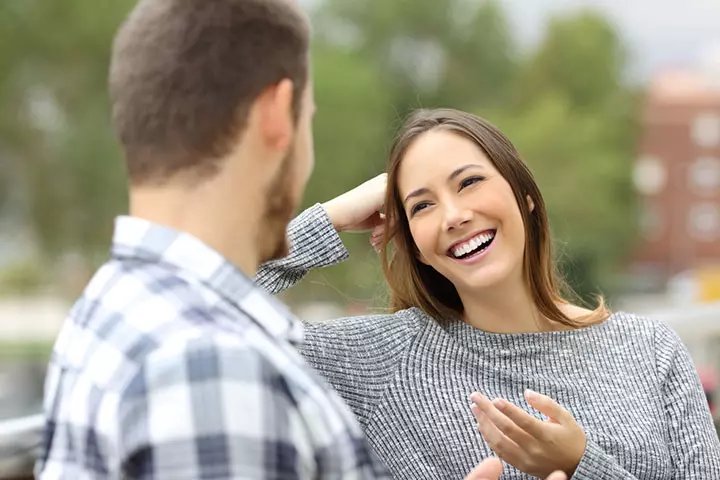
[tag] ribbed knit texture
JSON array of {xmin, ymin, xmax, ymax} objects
[{"xmin": 257, "ymin": 204, "xmax": 720, "ymax": 480}]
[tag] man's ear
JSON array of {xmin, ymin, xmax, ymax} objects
[{"xmin": 256, "ymin": 78, "xmax": 295, "ymax": 153}]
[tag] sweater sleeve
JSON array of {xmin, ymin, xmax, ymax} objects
[
  {"xmin": 655, "ymin": 322, "xmax": 720, "ymax": 477},
  {"xmin": 255, "ymin": 203, "xmax": 349, "ymax": 295},
  {"xmin": 571, "ymin": 440, "xmax": 640, "ymax": 480},
  {"xmin": 299, "ymin": 310, "xmax": 423, "ymax": 429},
  {"xmin": 255, "ymin": 204, "xmax": 420, "ymax": 428},
  {"xmin": 572, "ymin": 321, "xmax": 720, "ymax": 480}
]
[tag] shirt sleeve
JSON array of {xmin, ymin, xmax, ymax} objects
[
  {"xmin": 255, "ymin": 204, "xmax": 349, "ymax": 295},
  {"xmin": 117, "ymin": 335, "xmax": 319, "ymax": 480}
]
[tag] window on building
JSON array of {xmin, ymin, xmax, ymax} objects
[
  {"xmin": 689, "ymin": 156, "xmax": 720, "ymax": 193},
  {"xmin": 692, "ymin": 113, "xmax": 720, "ymax": 148},
  {"xmin": 634, "ymin": 155, "xmax": 666, "ymax": 195},
  {"xmin": 688, "ymin": 203, "xmax": 720, "ymax": 240}
]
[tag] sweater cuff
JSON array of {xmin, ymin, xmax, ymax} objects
[
  {"xmin": 572, "ymin": 439, "xmax": 624, "ymax": 480},
  {"xmin": 287, "ymin": 203, "xmax": 349, "ymax": 268}
]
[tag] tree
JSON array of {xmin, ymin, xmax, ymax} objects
[
  {"xmin": 0, "ymin": 0, "xmax": 134, "ymax": 270},
  {"xmin": 315, "ymin": 0, "xmax": 518, "ymax": 114},
  {"xmin": 513, "ymin": 9, "xmax": 628, "ymax": 112},
  {"xmin": 283, "ymin": 40, "xmax": 392, "ymax": 305}
]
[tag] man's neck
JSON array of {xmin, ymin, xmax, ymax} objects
[{"xmin": 129, "ymin": 184, "xmax": 263, "ymax": 278}]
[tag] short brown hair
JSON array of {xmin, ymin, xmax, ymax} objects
[
  {"xmin": 381, "ymin": 108, "xmax": 608, "ymax": 328},
  {"xmin": 110, "ymin": 0, "xmax": 310, "ymax": 185}
]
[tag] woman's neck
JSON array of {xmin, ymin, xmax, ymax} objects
[{"xmin": 458, "ymin": 280, "xmax": 565, "ymax": 334}]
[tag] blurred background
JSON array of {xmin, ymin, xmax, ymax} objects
[{"xmin": 1, "ymin": 0, "xmax": 719, "ymax": 476}]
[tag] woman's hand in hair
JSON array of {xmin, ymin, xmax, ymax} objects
[
  {"xmin": 470, "ymin": 390, "xmax": 586, "ymax": 479},
  {"xmin": 321, "ymin": 173, "xmax": 387, "ymax": 234}
]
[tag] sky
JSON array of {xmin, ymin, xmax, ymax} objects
[
  {"xmin": 502, "ymin": 0, "xmax": 720, "ymax": 79},
  {"xmin": 303, "ymin": 0, "xmax": 720, "ymax": 81}
]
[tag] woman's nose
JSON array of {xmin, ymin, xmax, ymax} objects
[{"xmin": 442, "ymin": 202, "xmax": 472, "ymax": 231}]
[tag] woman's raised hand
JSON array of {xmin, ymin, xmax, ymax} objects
[{"xmin": 321, "ymin": 173, "xmax": 387, "ymax": 235}]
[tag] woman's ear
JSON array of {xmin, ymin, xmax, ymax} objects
[{"xmin": 526, "ymin": 195, "xmax": 535, "ymax": 212}]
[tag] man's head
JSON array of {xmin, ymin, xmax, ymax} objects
[{"xmin": 110, "ymin": 0, "xmax": 314, "ymax": 263}]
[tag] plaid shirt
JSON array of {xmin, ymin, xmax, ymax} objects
[{"xmin": 36, "ymin": 207, "xmax": 388, "ymax": 479}]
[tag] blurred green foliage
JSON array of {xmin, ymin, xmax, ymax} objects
[
  {"xmin": 0, "ymin": 259, "xmax": 47, "ymax": 295},
  {"xmin": 0, "ymin": 0, "xmax": 640, "ymax": 306}
]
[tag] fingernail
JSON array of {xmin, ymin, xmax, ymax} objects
[
  {"xmin": 524, "ymin": 389, "xmax": 538, "ymax": 400},
  {"xmin": 492, "ymin": 399, "xmax": 505, "ymax": 410}
]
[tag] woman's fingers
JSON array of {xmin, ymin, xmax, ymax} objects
[
  {"xmin": 471, "ymin": 395, "xmax": 535, "ymax": 446},
  {"xmin": 370, "ymin": 224, "xmax": 385, "ymax": 252}
]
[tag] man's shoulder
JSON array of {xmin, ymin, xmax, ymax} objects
[
  {"xmin": 77, "ymin": 257, "xmax": 225, "ymax": 325},
  {"xmin": 56, "ymin": 259, "xmax": 275, "ymax": 391},
  {"xmin": 127, "ymin": 323, "xmax": 336, "ymax": 411},
  {"xmin": 133, "ymin": 325, "xmax": 299, "ymax": 383},
  {"xmin": 115, "ymin": 322, "xmax": 363, "ymax": 456},
  {"xmin": 81, "ymin": 259, "xmax": 315, "ymax": 389}
]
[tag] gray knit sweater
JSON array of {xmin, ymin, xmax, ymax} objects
[{"xmin": 256, "ymin": 204, "xmax": 720, "ymax": 480}]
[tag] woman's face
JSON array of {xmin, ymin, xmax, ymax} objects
[{"xmin": 397, "ymin": 129, "xmax": 528, "ymax": 295}]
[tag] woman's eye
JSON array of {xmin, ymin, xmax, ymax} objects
[
  {"xmin": 460, "ymin": 176, "xmax": 484, "ymax": 190},
  {"xmin": 410, "ymin": 202, "xmax": 430, "ymax": 216}
]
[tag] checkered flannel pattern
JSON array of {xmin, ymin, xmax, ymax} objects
[{"xmin": 36, "ymin": 205, "xmax": 387, "ymax": 479}]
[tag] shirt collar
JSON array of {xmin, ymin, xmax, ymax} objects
[{"xmin": 110, "ymin": 215, "xmax": 304, "ymax": 345}]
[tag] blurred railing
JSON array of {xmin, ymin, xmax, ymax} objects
[{"xmin": 0, "ymin": 414, "xmax": 42, "ymax": 479}]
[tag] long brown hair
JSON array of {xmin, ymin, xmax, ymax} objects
[{"xmin": 380, "ymin": 108, "xmax": 608, "ymax": 328}]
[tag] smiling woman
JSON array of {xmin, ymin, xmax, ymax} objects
[
  {"xmin": 256, "ymin": 108, "xmax": 720, "ymax": 479},
  {"xmin": 380, "ymin": 110, "xmax": 608, "ymax": 333}
]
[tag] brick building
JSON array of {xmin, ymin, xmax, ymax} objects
[{"xmin": 633, "ymin": 68, "xmax": 720, "ymax": 289}]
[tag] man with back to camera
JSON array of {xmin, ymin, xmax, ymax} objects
[{"xmin": 35, "ymin": 0, "xmax": 570, "ymax": 479}]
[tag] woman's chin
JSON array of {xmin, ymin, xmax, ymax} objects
[{"xmin": 445, "ymin": 262, "xmax": 514, "ymax": 294}]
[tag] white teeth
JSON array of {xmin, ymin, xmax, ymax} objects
[{"xmin": 450, "ymin": 231, "xmax": 495, "ymax": 258}]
